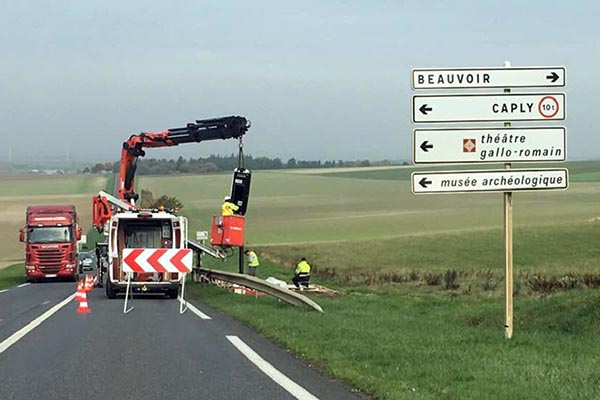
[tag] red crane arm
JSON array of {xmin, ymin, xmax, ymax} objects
[{"xmin": 116, "ymin": 116, "xmax": 249, "ymax": 203}]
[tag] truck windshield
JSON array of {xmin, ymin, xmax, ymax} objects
[{"xmin": 28, "ymin": 226, "xmax": 74, "ymax": 243}]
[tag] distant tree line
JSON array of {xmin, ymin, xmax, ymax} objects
[
  {"xmin": 139, "ymin": 189, "xmax": 184, "ymax": 211},
  {"xmin": 82, "ymin": 154, "xmax": 400, "ymax": 175}
]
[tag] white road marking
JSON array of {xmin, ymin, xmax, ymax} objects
[
  {"xmin": 226, "ymin": 335, "xmax": 320, "ymax": 400},
  {"xmin": 17, "ymin": 283, "xmax": 30, "ymax": 288},
  {"xmin": 41, "ymin": 300, "xmax": 51, "ymax": 306},
  {"xmin": 0, "ymin": 294, "xmax": 75, "ymax": 355},
  {"xmin": 180, "ymin": 299, "xmax": 211, "ymax": 320},
  {"xmin": 0, "ymin": 289, "xmax": 8, "ymax": 294}
]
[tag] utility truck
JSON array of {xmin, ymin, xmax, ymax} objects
[
  {"xmin": 20, "ymin": 205, "xmax": 82, "ymax": 282},
  {"xmin": 92, "ymin": 116, "xmax": 249, "ymax": 298}
]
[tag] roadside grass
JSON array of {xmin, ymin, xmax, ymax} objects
[
  {"xmin": 0, "ymin": 263, "xmax": 25, "ymax": 289},
  {"xmin": 189, "ymin": 279, "xmax": 600, "ymax": 400}
]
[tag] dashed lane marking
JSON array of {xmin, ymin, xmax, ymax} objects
[
  {"xmin": 226, "ymin": 335, "xmax": 320, "ymax": 400},
  {"xmin": 0, "ymin": 289, "xmax": 8, "ymax": 294},
  {"xmin": 17, "ymin": 283, "xmax": 30, "ymax": 288},
  {"xmin": 0, "ymin": 294, "xmax": 75, "ymax": 355},
  {"xmin": 41, "ymin": 300, "xmax": 51, "ymax": 306}
]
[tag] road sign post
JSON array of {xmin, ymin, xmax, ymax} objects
[
  {"xmin": 503, "ymin": 66, "xmax": 513, "ymax": 340},
  {"xmin": 411, "ymin": 62, "xmax": 568, "ymax": 339}
]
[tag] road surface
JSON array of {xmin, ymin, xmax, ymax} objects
[{"xmin": 0, "ymin": 268, "xmax": 365, "ymax": 399}]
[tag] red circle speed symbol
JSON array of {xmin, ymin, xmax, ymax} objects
[{"xmin": 538, "ymin": 96, "xmax": 560, "ymax": 118}]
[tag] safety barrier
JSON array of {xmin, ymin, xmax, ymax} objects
[{"xmin": 199, "ymin": 268, "xmax": 324, "ymax": 313}]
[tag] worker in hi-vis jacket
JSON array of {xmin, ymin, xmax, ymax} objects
[
  {"xmin": 221, "ymin": 196, "xmax": 239, "ymax": 216},
  {"xmin": 244, "ymin": 249, "xmax": 260, "ymax": 276},
  {"xmin": 293, "ymin": 257, "xmax": 311, "ymax": 288}
]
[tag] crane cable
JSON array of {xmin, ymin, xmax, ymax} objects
[{"xmin": 237, "ymin": 136, "xmax": 245, "ymax": 169}]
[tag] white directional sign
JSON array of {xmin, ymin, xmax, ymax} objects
[
  {"xmin": 413, "ymin": 93, "xmax": 565, "ymax": 123},
  {"xmin": 413, "ymin": 127, "xmax": 566, "ymax": 164},
  {"xmin": 411, "ymin": 168, "xmax": 568, "ymax": 194},
  {"xmin": 411, "ymin": 66, "xmax": 566, "ymax": 89}
]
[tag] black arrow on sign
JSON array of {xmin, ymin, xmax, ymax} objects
[
  {"xmin": 419, "ymin": 104, "xmax": 433, "ymax": 115},
  {"xmin": 419, "ymin": 177, "xmax": 432, "ymax": 188},
  {"xmin": 546, "ymin": 72, "xmax": 559, "ymax": 83},
  {"xmin": 420, "ymin": 141, "xmax": 433, "ymax": 152}
]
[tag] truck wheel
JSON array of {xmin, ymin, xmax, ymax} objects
[
  {"xmin": 168, "ymin": 289, "xmax": 178, "ymax": 299},
  {"xmin": 105, "ymin": 278, "xmax": 116, "ymax": 299}
]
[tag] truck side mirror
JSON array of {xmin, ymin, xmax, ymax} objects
[
  {"xmin": 76, "ymin": 226, "xmax": 82, "ymax": 241},
  {"xmin": 19, "ymin": 228, "xmax": 25, "ymax": 243}
]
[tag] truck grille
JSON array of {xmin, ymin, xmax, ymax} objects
[{"xmin": 35, "ymin": 248, "xmax": 65, "ymax": 273}]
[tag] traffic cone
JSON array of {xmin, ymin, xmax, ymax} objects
[
  {"xmin": 76, "ymin": 290, "xmax": 91, "ymax": 314},
  {"xmin": 75, "ymin": 280, "xmax": 86, "ymax": 302},
  {"xmin": 84, "ymin": 275, "xmax": 93, "ymax": 292}
]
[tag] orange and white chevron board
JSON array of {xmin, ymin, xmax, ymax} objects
[{"xmin": 122, "ymin": 248, "xmax": 193, "ymax": 273}]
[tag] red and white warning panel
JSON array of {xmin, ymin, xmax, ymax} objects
[{"xmin": 122, "ymin": 248, "xmax": 192, "ymax": 273}]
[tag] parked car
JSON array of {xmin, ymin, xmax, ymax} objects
[{"xmin": 79, "ymin": 257, "xmax": 94, "ymax": 272}]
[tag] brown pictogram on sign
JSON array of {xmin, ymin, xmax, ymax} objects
[{"xmin": 463, "ymin": 138, "xmax": 476, "ymax": 153}]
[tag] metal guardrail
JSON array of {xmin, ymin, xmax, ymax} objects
[{"xmin": 199, "ymin": 268, "xmax": 324, "ymax": 313}]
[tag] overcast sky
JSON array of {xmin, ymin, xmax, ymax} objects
[{"xmin": 1, "ymin": 0, "xmax": 597, "ymax": 163}]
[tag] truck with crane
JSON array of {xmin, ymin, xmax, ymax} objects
[
  {"xmin": 92, "ymin": 116, "xmax": 250, "ymax": 298},
  {"xmin": 20, "ymin": 205, "xmax": 82, "ymax": 282}
]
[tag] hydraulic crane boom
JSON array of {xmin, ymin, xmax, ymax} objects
[
  {"xmin": 93, "ymin": 115, "xmax": 249, "ymax": 231},
  {"xmin": 118, "ymin": 116, "xmax": 249, "ymax": 203}
]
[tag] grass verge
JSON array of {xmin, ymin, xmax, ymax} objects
[
  {"xmin": 188, "ymin": 268, "xmax": 600, "ymax": 400},
  {"xmin": 0, "ymin": 263, "xmax": 26, "ymax": 290}
]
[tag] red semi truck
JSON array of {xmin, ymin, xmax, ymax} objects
[{"xmin": 19, "ymin": 205, "xmax": 82, "ymax": 282}]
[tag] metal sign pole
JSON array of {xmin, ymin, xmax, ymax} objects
[
  {"xmin": 239, "ymin": 245, "xmax": 245, "ymax": 274},
  {"xmin": 503, "ymin": 61, "xmax": 514, "ymax": 339}
]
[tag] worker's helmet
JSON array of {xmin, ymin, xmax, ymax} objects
[{"xmin": 224, "ymin": 195, "xmax": 231, "ymax": 201}]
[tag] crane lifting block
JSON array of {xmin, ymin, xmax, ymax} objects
[{"xmin": 210, "ymin": 215, "xmax": 245, "ymax": 247}]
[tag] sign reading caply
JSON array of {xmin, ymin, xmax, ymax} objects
[{"xmin": 412, "ymin": 93, "xmax": 566, "ymax": 123}]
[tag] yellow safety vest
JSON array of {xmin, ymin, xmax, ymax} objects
[
  {"xmin": 222, "ymin": 201, "xmax": 239, "ymax": 216},
  {"xmin": 295, "ymin": 261, "xmax": 311, "ymax": 274},
  {"xmin": 247, "ymin": 251, "xmax": 260, "ymax": 267}
]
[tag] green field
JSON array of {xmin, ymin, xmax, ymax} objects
[{"xmin": 140, "ymin": 162, "xmax": 600, "ymax": 277}]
